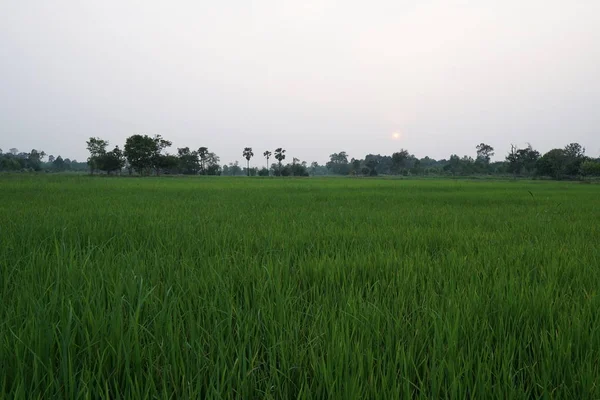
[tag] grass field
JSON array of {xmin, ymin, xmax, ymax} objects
[{"xmin": 1, "ymin": 175, "xmax": 599, "ymax": 398}]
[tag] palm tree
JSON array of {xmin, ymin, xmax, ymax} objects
[
  {"xmin": 243, "ymin": 147, "xmax": 254, "ymax": 176},
  {"xmin": 263, "ymin": 150, "xmax": 272, "ymax": 174},
  {"xmin": 274, "ymin": 148, "xmax": 286, "ymax": 176}
]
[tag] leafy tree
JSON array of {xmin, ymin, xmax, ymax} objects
[
  {"xmin": 226, "ymin": 161, "xmax": 243, "ymax": 176},
  {"xmin": 391, "ymin": 150, "xmax": 410, "ymax": 175},
  {"xmin": 535, "ymin": 144, "xmax": 586, "ymax": 179},
  {"xmin": 411, "ymin": 159, "xmax": 423, "ymax": 175},
  {"xmin": 563, "ymin": 142, "xmax": 586, "ymax": 176},
  {"xmin": 351, "ymin": 158, "xmax": 361, "ymax": 176},
  {"xmin": 124, "ymin": 134, "xmax": 171, "ymax": 176},
  {"xmin": 205, "ymin": 152, "xmax": 221, "ymax": 175},
  {"xmin": 151, "ymin": 136, "xmax": 172, "ymax": 176},
  {"xmin": 124, "ymin": 135, "xmax": 155, "ymax": 175},
  {"xmin": 443, "ymin": 154, "xmax": 475, "ymax": 176},
  {"xmin": 580, "ymin": 160, "xmax": 600, "ymax": 177},
  {"xmin": 198, "ymin": 147, "xmax": 209, "ymax": 174},
  {"xmin": 157, "ymin": 154, "xmax": 179, "ymax": 175},
  {"xmin": 177, "ymin": 147, "xmax": 200, "ymax": 175},
  {"xmin": 365, "ymin": 156, "xmax": 380, "ymax": 176},
  {"xmin": 86, "ymin": 137, "xmax": 109, "ymax": 175},
  {"xmin": 476, "ymin": 143, "xmax": 495, "ymax": 164},
  {"xmin": 275, "ymin": 148, "xmax": 286, "ymax": 175},
  {"xmin": 96, "ymin": 146, "xmax": 126, "ymax": 175},
  {"xmin": 537, "ymin": 149, "xmax": 566, "ymax": 179},
  {"xmin": 506, "ymin": 144, "xmax": 540, "ymax": 176},
  {"xmin": 27, "ymin": 149, "xmax": 46, "ymax": 171},
  {"xmin": 53, "ymin": 156, "xmax": 66, "ymax": 171},
  {"xmin": 326, "ymin": 152, "xmax": 350, "ymax": 175},
  {"xmin": 243, "ymin": 147, "xmax": 254, "ymax": 176},
  {"xmin": 258, "ymin": 167, "xmax": 269, "ymax": 176},
  {"xmin": 48, "ymin": 155, "xmax": 55, "ymax": 163}
]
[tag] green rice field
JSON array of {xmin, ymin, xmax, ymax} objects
[{"xmin": 1, "ymin": 175, "xmax": 599, "ymax": 398}]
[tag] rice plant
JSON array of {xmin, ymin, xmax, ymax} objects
[{"xmin": 1, "ymin": 175, "xmax": 599, "ymax": 398}]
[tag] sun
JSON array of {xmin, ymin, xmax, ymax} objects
[{"xmin": 392, "ymin": 132, "xmax": 401, "ymax": 140}]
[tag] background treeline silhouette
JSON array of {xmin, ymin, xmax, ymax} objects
[{"xmin": 1, "ymin": 135, "xmax": 599, "ymax": 179}]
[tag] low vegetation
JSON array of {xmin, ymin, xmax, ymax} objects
[{"xmin": 1, "ymin": 175, "xmax": 599, "ymax": 398}]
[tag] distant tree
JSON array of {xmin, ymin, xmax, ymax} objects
[
  {"xmin": 227, "ymin": 161, "xmax": 243, "ymax": 176},
  {"xmin": 506, "ymin": 144, "xmax": 540, "ymax": 176},
  {"xmin": 411, "ymin": 159, "xmax": 423, "ymax": 175},
  {"xmin": 243, "ymin": 147, "xmax": 254, "ymax": 176},
  {"xmin": 124, "ymin": 134, "xmax": 171, "ymax": 176},
  {"xmin": 205, "ymin": 152, "xmax": 221, "ymax": 175},
  {"xmin": 365, "ymin": 156, "xmax": 380, "ymax": 176},
  {"xmin": 263, "ymin": 151, "xmax": 272, "ymax": 173},
  {"xmin": 157, "ymin": 154, "xmax": 179, "ymax": 174},
  {"xmin": 289, "ymin": 162, "xmax": 309, "ymax": 176},
  {"xmin": 9, "ymin": 148, "xmax": 18, "ymax": 155},
  {"xmin": 151, "ymin": 135, "xmax": 172, "ymax": 176},
  {"xmin": 97, "ymin": 146, "xmax": 126, "ymax": 175},
  {"xmin": 391, "ymin": 150, "xmax": 410, "ymax": 175},
  {"xmin": 124, "ymin": 135, "xmax": 154, "ymax": 175},
  {"xmin": 258, "ymin": 167, "xmax": 269, "ymax": 176},
  {"xmin": 275, "ymin": 148, "xmax": 286, "ymax": 175},
  {"xmin": 351, "ymin": 158, "xmax": 361, "ymax": 176},
  {"xmin": 537, "ymin": 148, "xmax": 566, "ymax": 179},
  {"xmin": 563, "ymin": 142, "xmax": 586, "ymax": 176},
  {"xmin": 27, "ymin": 149, "xmax": 46, "ymax": 171},
  {"xmin": 443, "ymin": 154, "xmax": 475, "ymax": 175},
  {"xmin": 326, "ymin": 152, "xmax": 350, "ymax": 175},
  {"xmin": 53, "ymin": 155, "xmax": 66, "ymax": 171},
  {"xmin": 476, "ymin": 143, "xmax": 495, "ymax": 164},
  {"xmin": 580, "ymin": 160, "xmax": 600, "ymax": 177},
  {"xmin": 177, "ymin": 147, "xmax": 200, "ymax": 175},
  {"xmin": 86, "ymin": 137, "xmax": 109, "ymax": 175},
  {"xmin": 310, "ymin": 161, "xmax": 319, "ymax": 176},
  {"xmin": 198, "ymin": 147, "xmax": 209, "ymax": 174},
  {"xmin": 536, "ymin": 143, "xmax": 586, "ymax": 178},
  {"xmin": 48, "ymin": 155, "xmax": 55, "ymax": 163}
]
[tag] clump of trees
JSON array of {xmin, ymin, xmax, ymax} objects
[
  {"xmin": 320, "ymin": 142, "xmax": 600, "ymax": 180},
  {"xmin": 0, "ymin": 148, "xmax": 88, "ymax": 172},
  {"xmin": 86, "ymin": 138, "xmax": 126, "ymax": 175}
]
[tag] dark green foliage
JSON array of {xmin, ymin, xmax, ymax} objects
[
  {"xmin": 123, "ymin": 134, "xmax": 172, "ymax": 176},
  {"xmin": 476, "ymin": 142, "xmax": 495, "ymax": 163},
  {"xmin": 0, "ymin": 149, "xmax": 45, "ymax": 171},
  {"xmin": 177, "ymin": 147, "xmax": 200, "ymax": 175},
  {"xmin": 258, "ymin": 167, "xmax": 269, "ymax": 176},
  {"xmin": 580, "ymin": 160, "xmax": 600, "ymax": 177},
  {"xmin": 86, "ymin": 137, "xmax": 109, "ymax": 175},
  {"xmin": 326, "ymin": 151, "xmax": 350, "ymax": 175},
  {"xmin": 536, "ymin": 143, "xmax": 586, "ymax": 179}
]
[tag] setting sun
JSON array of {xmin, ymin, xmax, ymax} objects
[{"xmin": 392, "ymin": 132, "xmax": 401, "ymax": 140}]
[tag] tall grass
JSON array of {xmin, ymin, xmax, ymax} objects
[{"xmin": 1, "ymin": 175, "xmax": 599, "ymax": 398}]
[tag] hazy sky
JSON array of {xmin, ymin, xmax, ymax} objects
[{"xmin": 1, "ymin": 0, "xmax": 599, "ymax": 165}]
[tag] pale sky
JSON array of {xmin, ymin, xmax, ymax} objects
[{"xmin": 1, "ymin": 0, "xmax": 599, "ymax": 165}]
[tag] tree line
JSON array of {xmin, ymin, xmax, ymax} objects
[
  {"xmin": 2, "ymin": 138, "xmax": 599, "ymax": 179},
  {"xmin": 327, "ymin": 142, "xmax": 600, "ymax": 179},
  {"xmin": 0, "ymin": 148, "xmax": 87, "ymax": 172}
]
